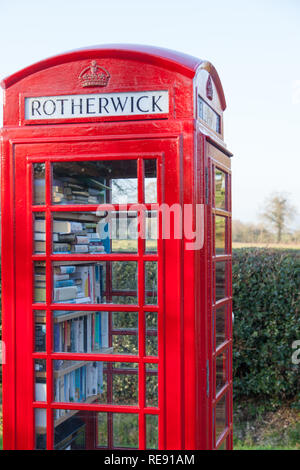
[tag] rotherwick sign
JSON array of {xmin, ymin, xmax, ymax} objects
[{"xmin": 24, "ymin": 90, "xmax": 169, "ymax": 120}]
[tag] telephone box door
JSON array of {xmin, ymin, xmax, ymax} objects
[{"xmin": 11, "ymin": 135, "xmax": 183, "ymax": 450}]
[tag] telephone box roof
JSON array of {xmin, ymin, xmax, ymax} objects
[{"xmin": 1, "ymin": 44, "xmax": 226, "ymax": 110}]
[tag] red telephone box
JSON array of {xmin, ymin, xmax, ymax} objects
[{"xmin": 1, "ymin": 45, "xmax": 233, "ymax": 450}]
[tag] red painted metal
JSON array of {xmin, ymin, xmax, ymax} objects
[{"xmin": 1, "ymin": 45, "xmax": 232, "ymax": 450}]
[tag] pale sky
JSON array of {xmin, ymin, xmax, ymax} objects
[{"xmin": 0, "ymin": 0, "xmax": 299, "ymax": 228}]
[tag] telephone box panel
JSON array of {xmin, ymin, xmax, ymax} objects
[{"xmin": 1, "ymin": 45, "xmax": 233, "ymax": 450}]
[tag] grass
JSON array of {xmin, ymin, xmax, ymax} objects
[
  {"xmin": 234, "ymin": 404, "xmax": 300, "ymax": 451},
  {"xmin": 233, "ymin": 242, "xmax": 300, "ymax": 250},
  {"xmin": 234, "ymin": 442, "xmax": 298, "ymax": 450}
]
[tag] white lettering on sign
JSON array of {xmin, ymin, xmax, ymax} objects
[{"xmin": 25, "ymin": 91, "xmax": 169, "ymax": 120}]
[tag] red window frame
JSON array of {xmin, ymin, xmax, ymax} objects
[{"xmin": 210, "ymin": 161, "xmax": 233, "ymax": 450}]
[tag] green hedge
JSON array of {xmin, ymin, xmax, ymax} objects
[{"xmin": 232, "ymin": 249, "xmax": 300, "ymax": 405}]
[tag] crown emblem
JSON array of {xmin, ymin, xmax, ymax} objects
[
  {"xmin": 79, "ymin": 60, "xmax": 110, "ymax": 88},
  {"xmin": 206, "ymin": 75, "xmax": 213, "ymax": 100}
]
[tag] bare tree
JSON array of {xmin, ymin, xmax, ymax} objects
[{"xmin": 261, "ymin": 192, "xmax": 295, "ymax": 243}]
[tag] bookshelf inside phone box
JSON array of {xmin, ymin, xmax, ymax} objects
[{"xmin": 0, "ymin": 45, "xmax": 233, "ymax": 450}]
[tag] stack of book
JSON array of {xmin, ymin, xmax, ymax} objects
[
  {"xmin": 34, "ymin": 262, "xmax": 104, "ymax": 304},
  {"xmin": 34, "ymin": 262, "xmax": 47, "ymax": 302},
  {"xmin": 34, "ymin": 218, "xmax": 46, "ymax": 253},
  {"xmin": 55, "ymin": 220, "xmax": 108, "ymax": 254},
  {"xmin": 52, "ymin": 177, "xmax": 109, "ymax": 205},
  {"xmin": 34, "ymin": 217, "xmax": 110, "ymax": 254}
]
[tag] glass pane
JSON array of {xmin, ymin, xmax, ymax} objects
[
  {"xmin": 52, "ymin": 160, "xmax": 137, "ymax": 205},
  {"xmin": 34, "ymin": 213, "xmax": 46, "ymax": 254},
  {"xmin": 111, "ymin": 261, "xmax": 138, "ymax": 304},
  {"xmin": 53, "ymin": 310, "xmax": 138, "ymax": 355},
  {"xmin": 35, "ymin": 359, "xmax": 46, "ymax": 402},
  {"xmin": 144, "ymin": 159, "xmax": 157, "ymax": 203},
  {"xmin": 146, "ymin": 364, "xmax": 158, "ymax": 407},
  {"xmin": 216, "ymin": 350, "xmax": 228, "ymax": 395},
  {"xmin": 34, "ymin": 261, "xmax": 46, "ymax": 303},
  {"xmin": 53, "ymin": 360, "xmax": 104, "ymax": 404},
  {"xmin": 145, "ymin": 211, "xmax": 157, "ymax": 253},
  {"xmin": 112, "ymin": 363, "xmax": 138, "ymax": 406},
  {"xmin": 215, "ymin": 262, "xmax": 226, "ymax": 302},
  {"xmin": 52, "ymin": 211, "xmax": 138, "ymax": 254},
  {"xmin": 145, "ymin": 261, "xmax": 158, "ymax": 305},
  {"xmin": 216, "ymin": 305, "xmax": 226, "ymax": 348},
  {"xmin": 113, "ymin": 413, "xmax": 139, "ymax": 448},
  {"xmin": 146, "ymin": 414, "xmax": 159, "ymax": 449},
  {"xmin": 215, "ymin": 169, "xmax": 226, "ymax": 210},
  {"xmin": 215, "ymin": 216, "xmax": 226, "ymax": 255},
  {"xmin": 52, "ymin": 410, "xmax": 139, "ymax": 449},
  {"xmin": 217, "ymin": 440, "xmax": 226, "ymax": 450},
  {"xmin": 52, "ymin": 261, "xmax": 138, "ymax": 305},
  {"xmin": 110, "ymin": 211, "xmax": 138, "ymax": 253},
  {"xmin": 35, "ymin": 409, "xmax": 47, "ymax": 450},
  {"xmin": 53, "ymin": 411, "xmax": 87, "ymax": 450},
  {"xmin": 215, "ymin": 394, "xmax": 227, "ymax": 442},
  {"xmin": 34, "ymin": 310, "xmax": 46, "ymax": 352},
  {"xmin": 33, "ymin": 163, "xmax": 45, "ymax": 205},
  {"xmin": 145, "ymin": 312, "xmax": 158, "ymax": 356},
  {"xmin": 112, "ymin": 312, "xmax": 138, "ymax": 355},
  {"xmin": 53, "ymin": 360, "xmax": 138, "ymax": 406},
  {"xmin": 97, "ymin": 412, "xmax": 108, "ymax": 447},
  {"xmin": 53, "ymin": 310, "xmax": 111, "ymax": 354}
]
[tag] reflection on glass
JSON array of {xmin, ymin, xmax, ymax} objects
[
  {"xmin": 52, "ymin": 160, "xmax": 137, "ymax": 205},
  {"xmin": 215, "ymin": 216, "xmax": 226, "ymax": 255},
  {"xmin": 144, "ymin": 160, "xmax": 157, "ymax": 203},
  {"xmin": 216, "ymin": 351, "xmax": 228, "ymax": 394},
  {"xmin": 145, "ymin": 211, "xmax": 157, "ymax": 253},
  {"xmin": 215, "ymin": 262, "xmax": 226, "ymax": 302},
  {"xmin": 35, "ymin": 310, "xmax": 46, "ymax": 352},
  {"xmin": 110, "ymin": 212, "xmax": 138, "ymax": 253},
  {"xmin": 112, "ymin": 363, "xmax": 138, "ymax": 406},
  {"xmin": 215, "ymin": 169, "xmax": 226, "ymax": 210},
  {"xmin": 52, "ymin": 261, "xmax": 138, "ymax": 305},
  {"xmin": 52, "ymin": 410, "xmax": 139, "ymax": 449},
  {"xmin": 113, "ymin": 413, "xmax": 139, "ymax": 448},
  {"xmin": 53, "ymin": 360, "xmax": 138, "ymax": 406},
  {"xmin": 33, "ymin": 163, "xmax": 45, "ymax": 205},
  {"xmin": 215, "ymin": 394, "xmax": 227, "ymax": 442},
  {"xmin": 145, "ymin": 312, "xmax": 158, "ymax": 356},
  {"xmin": 111, "ymin": 261, "xmax": 138, "ymax": 304},
  {"xmin": 145, "ymin": 262, "xmax": 158, "ymax": 305},
  {"xmin": 146, "ymin": 364, "xmax": 158, "ymax": 407},
  {"xmin": 217, "ymin": 440, "xmax": 226, "ymax": 450},
  {"xmin": 53, "ymin": 411, "xmax": 87, "ymax": 450},
  {"xmin": 34, "ymin": 261, "xmax": 46, "ymax": 303},
  {"xmin": 34, "ymin": 213, "xmax": 46, "ymax": 254},
  {"xmin": 35, "ymin": 359, "xmax": 46, "ymax": 402},
  {"xmin": 35, "ymin": 409, "xmax": 47, "ymax": 450},
  {"xmin": 98, "ymin": 413, "xmax": 108, "ymax": 447},
  {"xmin": 112, "ymin": 312, "xmax": 138, "ymax": 355},
  {"xmin": 216, "ymin": 305, "xmax": 226, "ymax": 348},
  {"xmin": 146, "ymin": 414, "xmax": 159, "ymax": 449}
]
